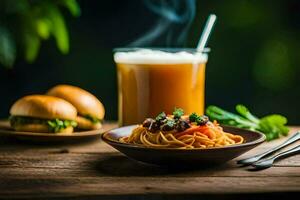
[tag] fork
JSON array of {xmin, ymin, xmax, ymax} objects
[
  {"xmin": 251, "ymin": 144, "xmax": 300, "ymax": 169},
  {"xmin": 237, "ymin": 132, "xmax": 300, "ymax": 165}
]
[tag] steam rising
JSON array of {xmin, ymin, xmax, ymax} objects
[{"xmin": 129, "ymin": 0, "xmax": 196, "ymax": 47}]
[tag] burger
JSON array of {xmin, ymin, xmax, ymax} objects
[
  {"xmin": 47, "ymin": 85, "xmax": 105, "ymax": 130},
  {"xmin": 9, "ymin": 95, "xmax": 78, "ymax": 133}
]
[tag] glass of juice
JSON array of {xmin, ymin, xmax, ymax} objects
[{"xmin": 114, "ymin": 48, "xmax": 209, "ymax": 126}]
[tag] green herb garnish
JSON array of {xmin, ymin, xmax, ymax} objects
[
  {"xmin": 188, "ymin": 113, "xmax": 209, "ymax": 125},
  {"xmin": 173, "ymin": 108, "xmax": 184, "ymax": 119},
  {"xmin": 166, "ymin": 119, "xmax": 176, "ymax": 127},
  {"xmin": 155, "ymin": 112, "xmax": 166, "ymax": 121},
  {"xmin": 206, "ymin": 104, "xmax": 289, "ymax": 141},
  {"xmin": 189, "ymin": 113, "xmax": 199, "ymax": 123}
]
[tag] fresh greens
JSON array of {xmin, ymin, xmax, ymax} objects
[
  {"xmin": 166, "ymin": 119, "xmax": 176, "ymax": 127},
  {"xmin": 189, "ymin": 112, "xmax": 209, "ymax": 125},
  {"xmin": 173, "ymin": 108, "xmax": 184, "ymax": 119},
  {"xmin": 47, "ymin": 118, "xmax": 77, "ymax": 133},
  {"xmin": 9, "ymin": 116, "xmax": 77, "ymax": 133},
  {"xmin": 155, "ymin": 112, "xmax": 167, "ymax": 121},
  {"xmin": 189, "ymin": 113, "xmax": 199, "ymax": 122},
  {"xmin": 83, "ymin": 114, "xmax": 101, "ymax": 124},
  {"xmin": 206, "ymin": 104, "xmax": 289, "ymax": 141}
]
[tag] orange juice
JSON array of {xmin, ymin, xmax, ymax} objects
[{"xmin": 114, "ymin": 49, "xmax": 208, "ymax": 126}]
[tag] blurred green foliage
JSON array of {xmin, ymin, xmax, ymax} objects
[
  {"xmin": 0, "ymin": 0, "xmax": 80, "ymax": 68},
  {"xmin": 1, "ymin": 0, "xmax": 300, "ymax": 123}
]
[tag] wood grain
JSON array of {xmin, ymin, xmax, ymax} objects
[{"xmin": 0, "ymin": 123, "xmax": 299, "ymax": 199}]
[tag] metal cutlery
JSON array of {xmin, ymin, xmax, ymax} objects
[
  {"xmin": 237, "ymin": 132, "xmax": 300, "ymax": 165},
  {"xmin": 251, "ymin": 144, "xmax": 300, "ymax": 169}
]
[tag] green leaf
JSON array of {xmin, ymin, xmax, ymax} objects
[
  {"xmin": 236, "ymin": 104, "xmax": 259, "ymax": 123},
  {"xmin": 166, "ymin": 119, "xmax": 176, "ymax": 127},
  {"xmin": 188, "ymin": 112, "xmax": 208, "ymax": 125},
  {"xmin": 189, "ymin": 113, "xmax": 198, "ymax": 122},
  {"xmin": 206, "ymin": 105, "xmax": 258, "ymax": 128},
  {"xmin": 71, "ymin": 121, "xmax": 77, "ymax": 127},
  {"xmin": 58, "ymin": 0, "xmax": 81, "ymax": 17},
  {"xmin": 259, "ymin": 114, "xmax": 289, "ymax": 140},
  {"xmin": 23, "ymin": 30, "xmax": 41, "ymax": 63},
  {"xmin": 45, "ymin": 4, "xmax": 69, "ymax": 54},
  {"xmin": 35, "ymin": 18, "xmax": 51, "ymax": 39},
  {"xmin": 173, "ymin": 107, "xmax": 184, "ymax": 119},
  {"xmin": 47, "ymin": 121, "xmax": 56, "ymax": 128},
  {"xmin": 47, "ymin": 118, "xmax": 77, "ymax": 133},
  {"xmin": 155, "ymin": 112, "xmax": 166, "ymax": 121},
  {"xmin": 83, "ymin": 115, "xmax": 100, "ymax": 124},
  {"xmin": 0, "ymin": 27, "xmax": 16, "ymax": 68},
  {"xmin": 206, "ymin": 104, "xmax": 289, "ymax": 141}
]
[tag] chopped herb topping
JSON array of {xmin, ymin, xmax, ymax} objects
[
  {"xmin": 155, "ymin": 112, "xmax": 166, "ymax": 121},
  {"xmin": 189, "ymin": 113, "xmax": 209, "ymax": 125},
  {"xmin": 173, "ymin": 108, "xmax": 184, "ymax": 119},
  {"xmin": 166, "ymin": 119, "xmax": 176, "ymax": 127}
]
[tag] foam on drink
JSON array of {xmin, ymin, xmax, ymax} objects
[{"xmin": 114, "ymin": 49, "xmax": 208, "ymax": 64}]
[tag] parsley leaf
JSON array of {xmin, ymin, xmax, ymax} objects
[
  {"xmin": 173, "ymin": 108, "xmax": 184, "ymax": 119},
  {"xmin": 155, "ymin": 112, "xmax": 166, "ymax": 121},
  {"xmin": 166, "ymin": 119, "xmax": 176, "ymax": 127},
  {"xmin": 189, "ymin": 113, "xmax": 199, "ymax": 122},
  {"xmin": 188, "ymin": 113, "xmax": 209, "ymax": 125}
]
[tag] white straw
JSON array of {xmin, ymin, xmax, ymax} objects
[{"xmin": 197, "ymin": 14, "xmax": 217, "ymax": 52}]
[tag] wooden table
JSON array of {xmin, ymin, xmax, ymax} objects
[{"xmin": 0, "ymin": 123, "xmax": 299, "ymax": 199}]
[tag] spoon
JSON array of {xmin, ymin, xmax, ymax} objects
[
  {"xmin": 237, "ymin": 132, "xmax": 300, "ymax": 165},
  {"xmin": 251, "ymin": 144, "xmax": 300, "ymax": 169}
]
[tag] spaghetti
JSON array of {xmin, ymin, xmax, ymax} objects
[{"xmin": 119, "ymin": 109, "xmax": 244, "ymax": 149}]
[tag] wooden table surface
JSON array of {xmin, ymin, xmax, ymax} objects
[{"xmin": 0, "ymin": 122, "xmax": 299, "ymax": 199}]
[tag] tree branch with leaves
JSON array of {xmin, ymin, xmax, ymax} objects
[{"xmin": 0, "ymin": 0, "xmax": 80, "ymax": 68}]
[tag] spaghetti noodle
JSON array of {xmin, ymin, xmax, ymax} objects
[{"xmin": 119, "ymin": 109, "xmax": 244, "ymax": 149}]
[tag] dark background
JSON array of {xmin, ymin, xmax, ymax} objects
[{"xmin": 1, "ymin": 0, "xmax": 300, "ymax": 124}]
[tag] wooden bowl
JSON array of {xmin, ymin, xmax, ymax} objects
[{"xmin": 102, "ymin": 125, "xmax": 266, "ymax": 166}]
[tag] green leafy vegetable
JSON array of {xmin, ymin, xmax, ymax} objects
[
  {"xmin": 259, "ymin": 115, "xmax": 289, "ymax": 140},
  {"xmin": 47, "ymin": 119, "xmax": 77, "ymax": 133},
  {"xmin": 9, "ymin": 116, "xmax": 77, "ymax": 133},
  {"xmin": 173, "ymin": 108, "xmax": 184, "ymax": 119},
  {"xmin": 206, "ymin": 104, "xmax": 289, "ymax": 141},
  {"xmin": 83, "ymin": 115, "xmax": 101, "ymax": 124}
]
